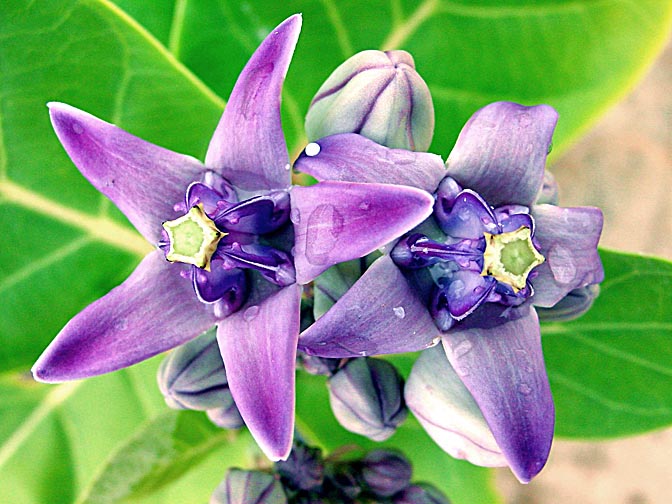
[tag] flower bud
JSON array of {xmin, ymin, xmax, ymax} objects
[
  {"xmin": 275, "ymin": 440, "xmax": 325, "ymax": 492},
  {"xmin": 210, "ymin": 469, "xmax": 287, "ymax": 504},
  {"xmin": 361, "ymin": 449, "xmax": 412, "ymax": 497},
  {"xmin": 207, "ymin": 404, "xmax": 245, "ymax": 430},
  {"xmin": 305, "ymin": 50, "xmax": 434, "ymax": 151},
  {"xmin": 324, "ymin": 461, "xmax": 363, "ymax": 500},
  {"xmin": 392, "ymin": 483, "xmax": 452, "ymax": 504},
  {"xmin": 157, "ymin": 329, "xmax": 236, "ymax": 412},
  {"xmin": 536, "ymin": 284, "xmax": 600, "ymax": 322},
  {"xmin": 328, "ymin": 357, "xmax": 408, "ymax": 441}
]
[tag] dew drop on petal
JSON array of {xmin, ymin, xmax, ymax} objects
[
  {"xmin": 358, "ymin": 350, "xmax": 367, "ymax": 357},
  {"xmin": 451, "ymin": 339, "xmax": 473, "ymax": 359},
  {"xmin": 284, "ymin": 163, "xmax": 291, "ymax": 171},
  {"xmin": 114, "ymin": 318, "xmax": 128, "ymax": 331},
  {"xmin": 290, "ymin": 207, "xmax": 301, "ymax": 224},
  {"xmin": 392, "ymin": 306, "xmax": 406, "ymax": 319},
  {"xmin": 71, "ymin": 121, "xmax": 83, "ymax": 135},
  {"xmin": 243, "ymin": 305, "xmax": 260, "ymax": 322},
  {"xmin": 359, "ymin": 201, "xmax": 371, "ymax": 211},
  {"xmin": 518, "ymin": 383, "xmax": 533, "ymax": 396},
  {"xmin": 305, "ymin": 142, "xmax": 321, "ymax": 157}
]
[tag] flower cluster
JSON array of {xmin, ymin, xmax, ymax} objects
[
  {"xmin": 33, "ymin": 12, "xmax": 604, "ymax": 492},
  {"xmin": 211, "ymin": 441, "xmax": 451, "ymax": 504}
]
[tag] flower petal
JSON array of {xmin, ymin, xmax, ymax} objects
[
  {"xmin": 299, "ymin": 255, "xmax": 438, "ymax": 357},
  {"xmin": 530, "ymin": 204, "xmax": 604, "ymax": 307},
  {"xmin": 441, "ymin": 305, "xmax": 554, "ymax": 483},
  {"xmin": 48, "ymin": 103, "xmax": 206, "ymax": 243},
  {"xmin": 217, "ymin": 284, "xmax": 302, "ymax": 461},
  {"xmin": 446, "ymin": 102, "xmax": 557, "ymax": 207},
  {"xmin": 205, "ymin": 15, "xmax": 301, "ymax": 191},
  {"xmin": 294, "ymin": 133, "xmax": 445, "ymax": 192},
  {"xmin": 291, "ymin": 181, "xmax": 434, "ymax": 283},
  {"xmin": 32, "ymin": 251, "xmax": 217, "ymax": 382},
  {"xmin": 405, "ymin": 345, "xmax": 506, "ymax": 467}
]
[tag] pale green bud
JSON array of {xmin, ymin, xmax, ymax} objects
[{"xmin": 305, "ymin": 50, "xmax": 434, "ymax": 151}]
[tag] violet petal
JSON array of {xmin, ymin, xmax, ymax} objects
[
  {"xmin": 437, "ymin": 190, "xmax": 498, "ymax": 239},
  {"xmin": 294, "ymin": 133, "xmax": 445, "ymax": 192},
  {"xmin": 530, "ymin": 204, "xmax": 604, "ymax": 307},
  {"xmin": 205, "ymin": 15, "xmax": 301, "ymax": 191},
  {"xmin": 405, "ymin": 345, "xmax": 506, "ymax": 467},
  {"xmin": 291, "ymin": 181, "xmax": 434, "ymax": 284},
  {"xmin": 217, "ymin": 284, "xmax": 302, "ymax": 461},
  {"xmin": 48, "ymin": 103, "xmax": 205, "ymax": 244},
  {"xmin": 32, "ymin": 251, "xmax": 218, "ymax": 382},
  {"xmin": 441, "ymin": 305, "xmax": 554, "ymax": 483},
  {"xmin": 215, "ymin": 191, "xmax": 290, "ymax": 234},
  {"xmin": 446, "ymin": 102, "xmax": 557, "ymax": 207},
  {"xmin": 299, "ymin": 255, "xmax": 438, "ymax": 357}
]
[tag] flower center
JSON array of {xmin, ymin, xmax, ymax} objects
[
  {"xmin": 482, "ymin": 226, "xmax": 545, "ymax": 292},
  {"xmin": 162, "ymin": 204, "xmax": 225, "ymax": 270}
]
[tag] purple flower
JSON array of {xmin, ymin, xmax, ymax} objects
[
  {"xmin": 32, "ymin": 15, "xmax": 435, "ymax": 461},
  {"xmin": 296, "ymin": 102, "xmax": 604, "ymax": 482}
]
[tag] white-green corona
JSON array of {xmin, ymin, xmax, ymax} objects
[
  {"xmin": 162, "ymin": 205, "xmax": 224, "ymax": 270},
  {"xmin": 481, "ymin": 226, "xmax": 545, "ymax": 292}
]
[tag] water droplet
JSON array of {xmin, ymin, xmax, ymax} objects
[
  {"xmin": 243, "ymin": 305, "xmax": 260, "ymax": 322},
  {"xmin": 358, "ymin": 350, "xmax": 367, "ymax": 357},
  {"xmin": 358, "ymin": 201, "xmax": 370, "ymax": 211},
  {"xmin": 548, "ymin": 245, "xmax": 577, "ymax": 284},
  {"xmin": 227, "ymin": 215, "xmax": 240, "ymax": 225},
  {"xmin": 115, "ymin": 318, "xmax": 128, "ymax": 331},
  {"xmin": 305, "ymin": 142, "xmax": 321, "ymax": 157},
  {"xmin": 456, "ymin": 365, "xmax": 470, "ymax": 377},
  {"xmin": 284, "ymin": 163, "xmax": 291, "ymax": 171},
  {"xmin": 451, "ymin": 339, "xmax": 472, "ymax": 359},
  {"xmin": 517, "ymin": 112, "xmax": 532, "ymax": 128},
  {"xmin": 71, "ymin": 121, "xmax": 83, "ymax": 135},
  {"xmin": 290, "ymin": 207, "xmax": 301, "ymax": 224},
  {"xmin": 393, "ymin": 306, "xmax": 405, "ymax": 319},
  {"xmin": 518, "ymin": 383, "xmax": 533, "ymax": 396}
]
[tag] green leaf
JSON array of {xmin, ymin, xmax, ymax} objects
[
  {"xmin": 543, "ymin": 250, "xmax": 672, "ymax": 438},
  {"xmin": 111, "ymin": 0, "xmax": 672, "ymax": 157},
  {"xmin": 295, "ymin": 370, "xmax": 502, "ymax": 504},
  {"xmin": 78, "ymin": 410, "xmax": 253, "ymax": 504},
  {"xmin": 0, "ymin": 359, "xmax": 165, "ymax": 503},
  {"xmin": 0, "ymin": 0, "xmax": 224, "ymax": 371}
]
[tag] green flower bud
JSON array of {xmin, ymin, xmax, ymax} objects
[{"xmin": 305, "ymin": 50, "xmax": 434, "ymax": 151}]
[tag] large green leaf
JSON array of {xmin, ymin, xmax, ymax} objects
[
  {"xmin": 295, "ymin": 370, "xmax": 501, "ymax": 504},
  {"xmin": 543, "ymin": 250, "xmax": 672, "ymax": 438},
  {"xmin": 112, "ymin": 0, "xmax": 672, "ymax": 157},
  {"xmin": 0, "ymin": 0, "xmax": 223, "ymax": 371},
  {"xmin": 0, "ymin": 359, "xmax": 164, "ymax": 503}
]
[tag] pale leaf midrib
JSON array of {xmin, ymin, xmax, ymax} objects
[
  {"xmin": 0, "ymin": 180, "xmax": 151, "ymax": 257},
  {"xmin": 0, "ymin": 381, "xmax": 82, "ymax": 469}
]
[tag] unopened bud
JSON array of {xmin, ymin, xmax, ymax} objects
[
  {"xmin": 393, "ymin": 483, "xmax": 452, "ymax": 504},
  {"xmin": 328, "ymin": 357, "xmax": 408, "ymax": 441},
  {"xmin": 210, "ymin": 469, "xmax": 287, "ymax": 504},
  {"xmin": 305, "ymin": 50, "xmax": 434, "ymax": 151},
  {"xmin": 361, "ymin": 449, "xmax": 412, "ymax": 497},
  {"xmin": 275, "ymin": 440, "xmax": 325, "ymax": 492},
  {"xmin": 157, "ymin": 329, "xmax": 236, "ymax": 413},
  {"xmin": 536, "ymin": 284, "xmax": 600, "ymax": 322}
]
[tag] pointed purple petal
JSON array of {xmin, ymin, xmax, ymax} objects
[
  {"xmin": 299, "ymin": 255, "xmax": 438, "ymax": 357},
  {"xmin": 530, "ymin": 204, "xmax": 604, "ymax": 307},
  {"xmin": 217, "ymin": 284, "xmax": 302, "ymax": 460},
  {"xmin": 205, "ymin": 15, "xmax": 301, "ymax": 191},
  {"xmin": 291, "ymin": 181, "xmax": 434, "ymax": 284},
  {"xmin": 32, "ymin": 251, "xmax": 217, "ymax": 382},
  {"xmin": 441, "ymin": 305, "xmax": 554, "ymax": 483},
  {"xmin": 405, "ymin": 346, "xmax": 507, "ymax": 467},
  {"xmin": 48, "ymin": 103, "xmax": 205, "ymax": 244},
  {"xmin": 294, "ymin": 133, "xmax": 446, "ymax": 191},
  {"xmin": 215, "ymin": 191, "xmax": 290, "ymax": 234},
  {"xmin": 446, "ymin": 102, "xmax": 557, "ymax": 207}
]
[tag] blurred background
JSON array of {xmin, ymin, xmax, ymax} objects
[{"xmin": 499, "ymin": 36, "xmax": 672, "ymax": 504}]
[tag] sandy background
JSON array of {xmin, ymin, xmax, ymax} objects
[{"xmin": 497, "ymin": 35, "xmax": 672, "ymax": 504}]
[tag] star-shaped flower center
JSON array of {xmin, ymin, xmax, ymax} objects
[
  {"xmin": 482, "ymin": 226, "xmax": 545, "ymax": 292},
  {"xmin": 162, "ymin": 204, "xmax": 225, "ymax": 270}
]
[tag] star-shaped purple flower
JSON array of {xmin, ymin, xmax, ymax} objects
[
  {"xmin": 32, "ymin": 15, "xmax": 435, "ymax": 461},
  {"xmin": 295, "ymin": 102, "xmax": 604, "ymax": 481}
]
